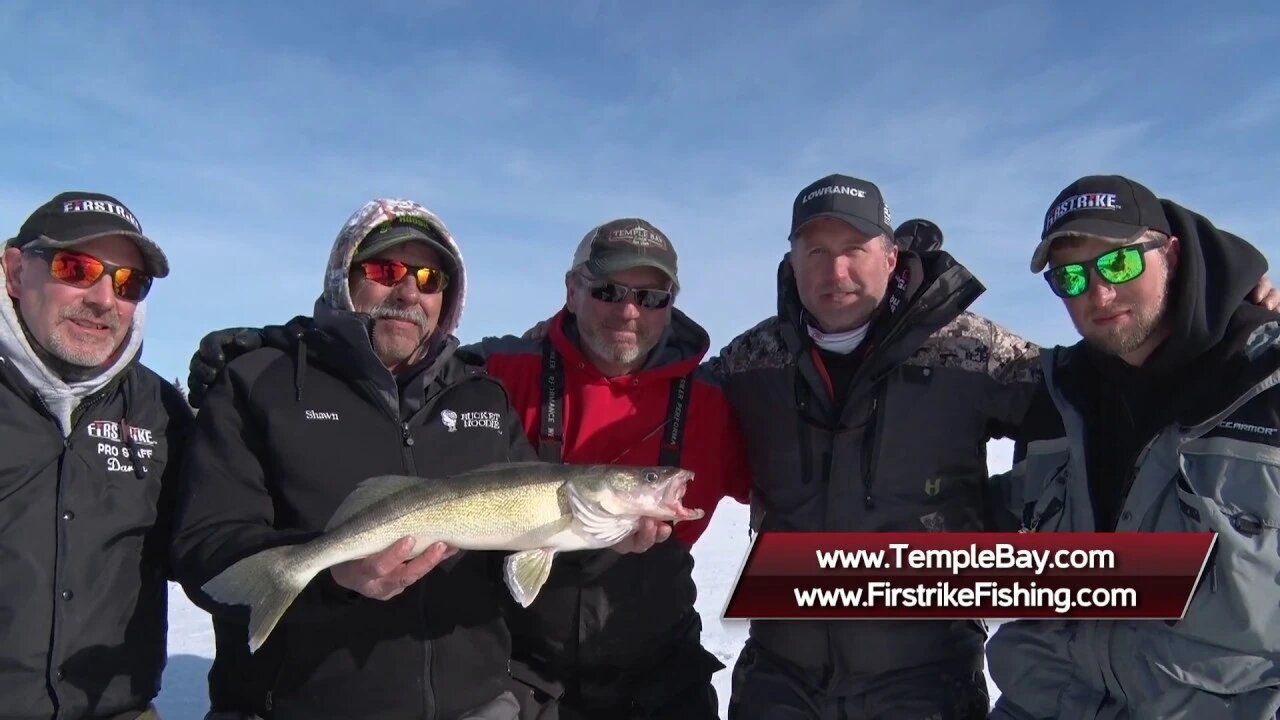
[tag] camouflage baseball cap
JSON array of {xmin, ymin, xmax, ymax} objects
[{"xmin": 570, "ymin": 218, "xmax": 678, "ymax": 288}]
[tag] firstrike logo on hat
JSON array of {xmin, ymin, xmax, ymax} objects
[
  {"xmin": 1044, "ymin": 193, "xmax": 1120, "ymax": 233},
  {"xmin": 801, "ymin": 185, "xmax": 866, "ymax": 204},
  {"xmin": 61, "ymin": 199, "xmax": 141, "ymax": 232}
]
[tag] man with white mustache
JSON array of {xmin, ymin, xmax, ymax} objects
[
  {"xmin": 170, "ymin": 198, "xmax": 540, "ymax": 720},
  {"xmin": 0, "ymin": 191, "xmax": 191, "ymax": 719}
]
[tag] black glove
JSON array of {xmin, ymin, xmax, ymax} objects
[
  {"xmin": 186, "ymin": 328, "xmax": 266, "ymax": 409},
  {"xmin": 186, "ymin": 315, "xmax": 314, "ymax": 408}
]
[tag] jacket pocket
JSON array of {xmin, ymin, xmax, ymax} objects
[
  {"xmin": 1171, "ymin": 437, "xmax": 1280, "ymax": 656},
  {"xmin": 1144, "ymin": 626, "xmax": 1280, "ymax": 698},
  {"xmin": 1017, "ymin": 439, "xmax": 1071, "ymax": 533}
]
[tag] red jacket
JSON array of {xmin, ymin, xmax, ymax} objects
[
  {"xmin": 475, "ymin": 307, "xmax": 749, "ymax": 704},
  {"xmin": 480, "ymin": 307, "xmax": 750, "ymax": 545}
]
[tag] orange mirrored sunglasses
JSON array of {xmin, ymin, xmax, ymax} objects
[
  {"xmin": 24, "ymin": 247, "xmax": 152, "ymax": 301},
  {"xmin": 356, "ymin": 259, "xmax": 449, "ymax": 294}
]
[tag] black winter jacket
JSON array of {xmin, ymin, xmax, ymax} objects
[
  {"xmin": 713, "ymin": 251, "xmax": 1042, "ymax": 694},
  {"xmin": 0, "ymin": 356, "xmax": 193, "ymax": 720},
  {"xmin": 170, "ymin": 307, "xmax": 538, "ymax": 720}
]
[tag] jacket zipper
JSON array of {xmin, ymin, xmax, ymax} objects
[
  {"xmin": 859, "ymin": 384, "xmax": 888, "ymax": 510},
  {"xmin": 401, "ymin": 422, "xmax": 418, "ymax": 476},
  {"xmin": 1112, "ymin": 436, "xmax": 1158, "ymax": 531},
  {"xmin": 402, "ymin": 374, "xmax": 491, "ymax": 720},
  {"xmin": 1020, "ymin": 496, "xmax": 1064, "ymax": 534},
  {"xmin": 395, "ymin": 414, "xmax": 434, "ymax": 720}
]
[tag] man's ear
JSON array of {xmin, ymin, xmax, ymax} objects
[
  {"xmin": 4, "ymin": 247, "xmax": 25, "ymax": 299},
  {"xmin": 1165, "ymin": 235, "xmax": 1180, "ymax": 275}
]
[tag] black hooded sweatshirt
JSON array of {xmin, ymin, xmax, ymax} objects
[{"xmin": 1033, "ymin": 200, "xmax": 1274, "ymax": 531}]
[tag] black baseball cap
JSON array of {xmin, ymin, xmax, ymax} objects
[
  {"xmin": 8, "ymin": 191, "xmax": 169, "ymax": 278},
  {"xmin": 352, "ymin": 216, "xmax": 458, "ymax": 275},
  {"xmin": 790, "ymin": 174, "xmax": 893, "ymax": 241},
  {"xmin": 1030, "ymin": 175, "xmax": 1172, "ymax": 273},
  {"xmin": 570, "ymin": 218, "xmax": 679, "ymax": 288}
]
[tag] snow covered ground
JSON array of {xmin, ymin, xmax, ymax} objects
[{"xmin": 156, "ymin": 440, "xmax": 1013, "ymax": 718}]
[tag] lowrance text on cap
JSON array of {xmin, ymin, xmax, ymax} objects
[{"xmin": 790, "ymin": 173, "xmax": 893, "ymax": 240}]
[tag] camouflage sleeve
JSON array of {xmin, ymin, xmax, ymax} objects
[
  {"xmin": 716, "ymin": 318, "xmax": 790, "ymax": 374},
  {"xmin": 978, "ymin": 315, "xmax": 1044, "ymax": 442}
]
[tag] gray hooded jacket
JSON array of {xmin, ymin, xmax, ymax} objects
[{"xmin": 988, "ymin": 202, "xmax": 1280, "ymax": 720}]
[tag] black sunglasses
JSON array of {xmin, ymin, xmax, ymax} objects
[
  {"xmin": 1043, "ymin": 237, "xmax": 1169, "ymax": 299},
  {"xmin": 578, "ymin": 273, "xmax": 673, "ymax": 309}
]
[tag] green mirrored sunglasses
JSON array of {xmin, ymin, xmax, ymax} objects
[{"xmin": 1044, "ymin": 237, "xmax": 1169, "ymax": 299}]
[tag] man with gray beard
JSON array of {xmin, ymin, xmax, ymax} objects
[
  {"xmin": 170, "ymin": 198, "xmax": 539, "ymax": 720},
  {"xmin": 0, "ymin": 191, "xmax": 192, "ymax": 719}
]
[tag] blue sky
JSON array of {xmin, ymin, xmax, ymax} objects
[{"xmin": 2, "ymin": 1, "xmax": 1278, "ymax": 387}]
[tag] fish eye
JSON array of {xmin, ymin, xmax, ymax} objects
[{"xmin": 644, "ymin": 471, "xmax": 659, "ymax": 483}]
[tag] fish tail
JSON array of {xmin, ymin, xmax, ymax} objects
[{"xmin": 201, "ymin": 544, "xmax": 316, "ymax": 653}]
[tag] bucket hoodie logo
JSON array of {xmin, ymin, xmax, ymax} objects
[
  {"xmin": 460, "ymin": 411, "xmax": 502, "ymax": 433},
  {"xmin": 439, "ymin": 409, "xmax": 501, "ymax": 434},
  {"xmin": 1044, "ymin": 193, "xmax": 1120, "ymax": 233}
]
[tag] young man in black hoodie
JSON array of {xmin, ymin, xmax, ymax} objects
[
  {"xmin": 988, "ymin": 175, "xmax": 1280, "ymax": 719},
  {"xmin": 171, "ymin": 198, "xmax": 538, "ymax": 720}
]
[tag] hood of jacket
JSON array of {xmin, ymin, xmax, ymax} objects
[
  {"xmin": 1139, "ymin": 198, "xmax": 1269, "ymax": 373},
  {"xmin": 320, "ymin": 197, "xmax": 467, "ymax": 343},
  {"xmin": 0, "ymin": 253, "xmax": 144, "ymax": 436}
]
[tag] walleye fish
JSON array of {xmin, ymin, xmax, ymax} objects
[{"xmin": 201, "ymin": 461, "xmax": 703, "ymax": 652}]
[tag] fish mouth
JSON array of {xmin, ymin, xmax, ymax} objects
[{"xmin": 655, "ymin": 470, "xmax": 703, "ymax": 523}]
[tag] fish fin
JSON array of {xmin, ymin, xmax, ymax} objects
[
  {"xmin": 201, "ymin": 544, "xmax": 315, "ymax": 653},
  {"xmin": 325, "ymin": 475, "xmax": 422, "ymax": 531},
  {"xmin": 566, "ymin": 482, "xmax": 635, "ymax": 545},
  {"xmin": 503, "ymin": 548, "xmax": 557, "ymax": 608}
]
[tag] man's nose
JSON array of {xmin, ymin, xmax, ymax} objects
[
  {"xmin": 82, "ymin": 274, "xmax": 117, "ymax": 310},
  {"xmin": 389, "ymin": 274, "xmax": 421, "ymax": 305},
  {"xmin": 1085, "ymin": 275, "xmax": 1117, "ymax": 305},
  {"xmin": 616, "ymin": 298, "xmax": 642, "ymax": 319}
]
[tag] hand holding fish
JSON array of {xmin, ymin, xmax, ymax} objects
[
  {"xmin": 330, "ymin": 537, "xmax": 460, "ymax": 600},
  {"xmin": 610, "ymin": 517, "xmax": 672, "ymax": 554}
]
